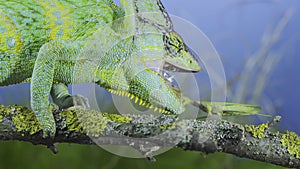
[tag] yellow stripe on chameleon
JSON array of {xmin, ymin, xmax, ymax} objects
[{"xmin": 39, "ymin": 1, "xmax": 74, "ymax": 40}]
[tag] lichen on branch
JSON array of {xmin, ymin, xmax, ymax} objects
[{"xmin": 0, "ymin": 104, "xmax": 299, "ymax": 169}]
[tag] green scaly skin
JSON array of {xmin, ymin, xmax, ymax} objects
[
  {"xmin": 0, "ymin": 0, "xmax": 262, "ymax": 138},
  {"xmin": 0, "ymin": 0, "xmax": 200, "ymax": 138}
]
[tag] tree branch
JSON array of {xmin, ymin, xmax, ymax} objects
[{"xmin": 0, "ymin": 105, "xmax": 299, "ymax": 168}]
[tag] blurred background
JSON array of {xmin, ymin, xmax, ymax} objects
[{"xmin": 0, "ymin": 0, "xmax": 299, "ymax": 169}]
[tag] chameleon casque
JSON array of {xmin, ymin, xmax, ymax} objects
[
  {"xmin": 0, "ymin": 0, "xmax": 202, "ymax": 137},
  {"xmin": 0, "ymin": 0, "xmax": 261, "ymax": 138}
]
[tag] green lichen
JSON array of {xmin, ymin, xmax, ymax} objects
[
  {"xmin": 77, "ymin": 110, "xmax": 108, "ymax": 137},
  {"xmin": 0, "ymin": 105, "xmax": 13, "ymax": 122},
  {"xmin": 0, "ymin": 105, "xmax": 43, "ymax": 135},
  {"xmin": 245, "ymin": 123, "xmax": 269, "ymax": 139},
  {"xmin": 60, "ymin": 110, "xmax": 111, "ymax": 137},
  {"xmin": 1, "ymin": 104, "xmax": 131, "ymax": 137},
  {"xmin": 280, "ymin": 131, "xmax": 300, "ymax": 158},
  {"xmin": 10, "ymin": 106, "xmax": 42, "ymax": 135},
  {"xmin": 160, "ymin": 120, "xmax": 185, "ymax": 130},
  {"xmin": 160, "ymin": 123, "xmax": 176, "ymax": 130},
  {"xmin": 102, "ymin": 112, "xmax": 132, "ymax": 123},
  {"xmin": 60, "ymin": 110, "xmax": 132, "ymax": 136},
  {"xmin": 60, "ymin": 110, "xmax": 83, "ymax": 133}
]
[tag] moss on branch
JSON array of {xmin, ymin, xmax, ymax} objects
[{"xmin": 0, "ymin": 104, "xmax": 299, "ymax": 168}]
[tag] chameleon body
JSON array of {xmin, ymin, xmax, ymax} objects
[{"xmin": 0, "ymin": 0, "xmax": 200, "ymax": 137}]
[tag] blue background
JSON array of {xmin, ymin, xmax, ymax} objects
[
  {"xmin": 0, "ymin": 1, "xmax": 299, "ymax": 169},
  {"xmin": 163, "ymin": 0, "xmax": 300, "ymax": 134}
]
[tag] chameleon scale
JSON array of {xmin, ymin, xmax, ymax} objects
[
  {"xmin": 0, "ymin": 0, "xmax": 262, "ymax": 138},
  {"xmin": 0, "ymin": 0, "xmax": 200, "ymax": 137}
]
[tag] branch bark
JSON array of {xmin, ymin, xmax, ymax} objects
[{"xmin": 0, "ymin": 104, "xmax": 299, "ymax": 168}]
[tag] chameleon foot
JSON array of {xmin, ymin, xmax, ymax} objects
[
  {"xmin": 36, "ymin": 110, "xmax": 57, "ymax": 138},
  {"xmin": 59, "ymin": 94, "xmax": 90, "ymax": 110},
  {"xmin": 43, "ymin": 125, "xmax": 56, "ymax": 138}
]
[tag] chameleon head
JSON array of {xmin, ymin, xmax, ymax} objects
[
  {"xmin": 137, "ymin": 30, "xmax": 201, "ymax": 73},
  {"xmin": 119, "ymin": 0, "xmax": 200, "ymax": 72},
  {"xmin": 163, "ymin": 31, "xmax": 201, "ymax": 72}
]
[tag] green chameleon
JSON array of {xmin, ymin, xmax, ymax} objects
[{"xmin": 0, "ymin": 0, "xmax": 261, "ymax": 138}]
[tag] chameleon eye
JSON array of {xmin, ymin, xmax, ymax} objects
[
  {"xmin": 167, "ymin": 39, "xmax": 176, "ymax": 47},
  {"xmin": 164, "ymin": 32, "xmax": 185, "ymax": 56}
]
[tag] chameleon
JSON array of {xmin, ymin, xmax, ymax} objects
[
  {"xmin": 0, "ymin": 0, "xmax": 201, "ymax": 138},
  {"xmin": 0, "ymin": 0, "xmax": 262, "ymax": 138}
]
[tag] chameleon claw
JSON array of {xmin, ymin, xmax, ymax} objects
[
  {"xmin": 71, "ymin": 94, "xmax": 90, "ymax": 109},
  {"xmin": 42, "ymin": 122, "xmax": 56, "ymax": 139}
]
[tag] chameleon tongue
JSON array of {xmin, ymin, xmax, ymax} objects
[{"xmin": 162, "ymin": 71, "xmax": 174, "ymax": 84}]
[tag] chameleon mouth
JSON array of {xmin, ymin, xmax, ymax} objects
[
  {"xmin": 159, "ymin": 70, "xmax": 177, "ymax": 88},
  {"xmin": 163, "ymin": 61, "xmax": 199, "ymax": 73},
  {"xmin": 145, "ymin": 61, "xmax": 179, "ymax": 87}
]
